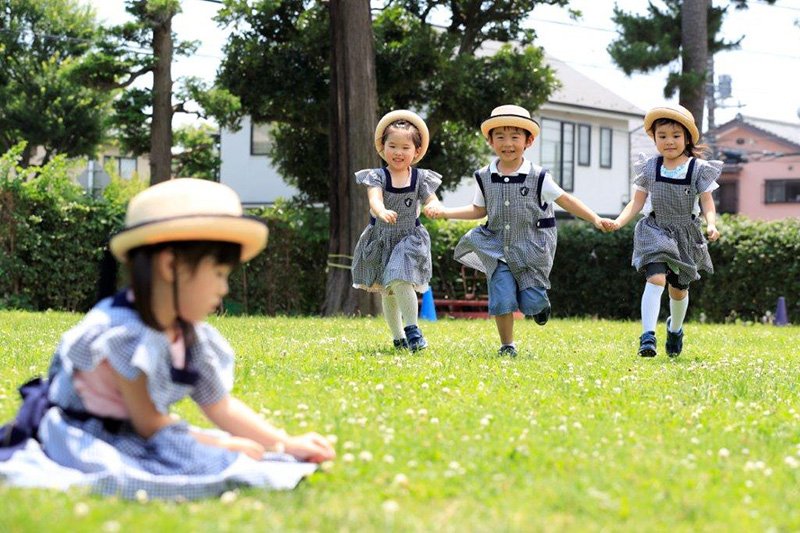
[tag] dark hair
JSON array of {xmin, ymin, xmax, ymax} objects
[
  {"xmin": 381, "ymin": 120, "xmax": 423, "ymax": 149},
  {"xmin": 650, "ymin": 118, "xmax": 709, "ymax": 159},
  {"xmin": 488, "ymin": 125, "xmax": 533, "ymax": 141}
]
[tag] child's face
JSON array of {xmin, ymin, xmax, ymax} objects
[
  {"xmin": 488, "ymin": 127, "xmax": 533, "ymax": 165},
  {"xmin": 382, "ymin": 129, "xmax": 421, "ymax": 173},
  {"xmin": 176, "ymin": 256, "xmax": 232, "ymax": 323},
  {"xmin": 654, "ymin": 122, "xmax": 688, "ymax": 162}
]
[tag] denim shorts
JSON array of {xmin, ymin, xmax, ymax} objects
[{"xmin": 488, "ymin": 261, "xmax": 550, "ymax": 316}]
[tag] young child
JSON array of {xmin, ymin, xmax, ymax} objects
[
  {"xmin": 611, "ymin": 104, "xmax": 721, "ymax": 357},
  {"xmin": 351, "ymin": 110, "xmax": 443, "ymax": 351},
  {"xmin": 426, "ymin": 105, "xmax": 612, "ymax": 356},
  {"xmin": 0, "ymin": 178, "xmax": 335, "ymax": 499}
]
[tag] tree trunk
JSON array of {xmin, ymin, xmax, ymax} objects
[
  {"xmin": 680, "ymin": 0, "xmax": 708, "ymax": 130},
  {"xmin": 150, "ymin": 12, "xmax": 174, "ymax": 184},
  {"xmin": 322, "ymin": 0, "xmax": 380, "ymax": 316}
]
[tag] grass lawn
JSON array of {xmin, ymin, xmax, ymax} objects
[{"xmin": 1, "ymin": 310, "xmax": 799, "ymax": 532}]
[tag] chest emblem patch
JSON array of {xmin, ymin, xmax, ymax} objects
[
  {"xmin": 404, "ymin": 198, "xmax": 413, "ymax": 207},
  {"xmin": 684, "ymin": 187, "xmax": 691, "ymax": 196},
  {"xmin": 520, "ymin": 186, "xmax": 530, "ymax": 196}
]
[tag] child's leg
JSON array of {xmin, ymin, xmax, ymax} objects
[
  {"xmin": 667, "ymin": 285, "xmax": 689, "ymax": 332},
  {"xmin": 381, "ymin": 289, "xmax": 405, "ymax": 341},
  {"xmin": 389, "ymin": 281, "xmax": 419, "ymax": 327},
  {"xmin": 495, "ymin": 313, "xmax": 515, "ymax": 345},
  {"xmin": 641, "ymin": 264, "xmax": 667, "ymax": 333}
]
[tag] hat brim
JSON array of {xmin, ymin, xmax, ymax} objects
[
  {"xmin": 644, "ymin": 107, "xmax": 700, "ymax": 144},
  {"xmin": 481, "ymin": 115, "xmax": 541, "ymax": 139},
  {"xmin": 374, "ymin": 110, "xmax": 430, "ymax": 165},
  {"xmin": 110, "ymin": 215, "xmax": 268, "ymax": 263}
]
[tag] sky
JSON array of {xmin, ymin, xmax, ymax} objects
[{"xmin": 87, "ymin": 0, "xmax": 800, "ymax": 129}]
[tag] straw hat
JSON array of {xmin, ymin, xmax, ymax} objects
[
  {"xmin": 644, "ymin": 104, "xmax": 700, "ymax": 144},
  {"xmin": 374, "ymin": 110, "xmax": 430, "ymax": 165},
  {"xmin": 109, "ymin": 178, "xmax": 268, "ymax": 263},
  {"xmin": 480, "ymin": 105, "xmax": 541, "ymax": 139}
]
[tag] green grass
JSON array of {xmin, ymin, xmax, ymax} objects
[{"xmin": 1, "ymin": 311, "xmax": 799, "ymax": 532}]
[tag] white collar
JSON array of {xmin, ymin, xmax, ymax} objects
[{"xmin": 490, "ymin": 158, "xmax": 531, "ymax": 176}]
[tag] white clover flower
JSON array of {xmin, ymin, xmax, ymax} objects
[
  {"xmin": 430, "ymin": 417, "xmax": 439, "ymax": 424},
  {"xmin": 74, "ymin": 502, "xmax": 90, "ymax": 517},
  {"xmin": 382, "ymin": 500, "xmax": 400, "ymax": 513},
  {"xmin": 102, "ymin": 521, "xmax": 121, "ymax": 532},
  {"xmin": 383, "ymin": 454, "xmax": 395, "ymax": 464},
  {"xmin": 375, "ymin": 383, "xmax": 385, "ymax": 391},
  {"xmin": 358, "ymin": 451, "xmax": 373, "ymax": 462},
  {"xmin": 325, "ymin": 434, "xmax": 338, "ymax": 444},
  {"xmin": 784, "ymin": 456, "xmax": 800, "ymax": 469},
  {"xmin": 342, "ymin": 453, "xmax": 355, "ymax": 463},
  {"xmin": 718, "ymin": 448, "xmax": 730, "ymax": 458},
  {"xmin": 393, "ymin": 473, "xmax": 409, "ymax": 487},
  {"xmin": 417, "ymin": 408, "xmax": 428, "ymax": 417},
  {"xmin": 220, "ymin": 491, "xmax": 238, "ymax": 504},
  {"xmin": 343, "ymin": 440, "xmax": 356, "ymax": 450},
  {"xmin": 135, "ymin": 489, "xmax": 149, "ymax": 503}
]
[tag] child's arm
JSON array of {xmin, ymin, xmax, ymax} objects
[
  {"xmin": 113, "ymin": 372, "xmax": 177, "ymax": 438},
  {"xmin": 554, "ymin": 193, "xmax": 612, "ymax": 231},
  {"xmin": 202, "ymin": 395, "xmax": 335, "ymax": 463},
  {"xmin": 427, "ymin": 203, "xmax": 487, "ymax": 220},
  {"xmin": 613, "ymin": 189, "xmax": 648, "ymax": 229},
  {"xmin": 699, "ymin": 191, "xmax": 720, "ymax": 241},
  {"xmin": 367, "ymin": 187, "xmax": 397, "ymax": 224}
]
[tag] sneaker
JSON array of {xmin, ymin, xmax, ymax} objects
[
  {"xmin": 638, "ymin": 331, "xmax": 657, "ymax": 357},
  {"xmin": 532, "ymin": 305, "xmax": 551, "ymax": 326},
  {"xmin": 404, "ymin": 325, "xmax": 428, "ymax": 352},
  {"xmin": 498, "ymin": 344, "xmax": 518, "ymax": 357},
  {"xmin": 393, "ymin": 338, "xmax": 409, "ymax": 350},
  {"xmin": 665, "ymin": 317, "xmax": 684, "ymax": 357}
]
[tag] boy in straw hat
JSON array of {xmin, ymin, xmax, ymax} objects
[
  {"xmin": 610, "ymin": 104, "xmax": 721, "ymax": 358},
  {"xmin": 0, "ymin": 178, "xmax": 334, "ymax": 499},
  {"xmin": 426, "ymin": 105, "xmax": 613, "ymax": 356}
]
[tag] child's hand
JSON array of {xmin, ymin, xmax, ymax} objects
[
  {"xmin": 601, "ymin": 218, "xmax": 619, "ymax": 232},
  {"xmin": 706, "ymin": 224, "xmax": 720, "ymax": 242},
  {"xmin": 593, "ymin": 217, "xmax": 613, "ymax": 232},
  {"xmin": 378, "ymin": 209, "xmax": 398, "ymax": 224},
  {"xmin": 284, "ymin": 432, "xmax": 336, "ymax": 463},
  {"xmin": 222, "ymin": 436, "xmax": 266, "ymax": 460},
  {"xmin": 424, "ymin": 204, "xmax": 444, "ymax": 219}
]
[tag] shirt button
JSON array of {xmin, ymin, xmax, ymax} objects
[
  {"xmin": 504, "ymin": 246, "xmax": 509, "ymax": 251},
  {"xmin": 505, "ymin": 224, "xmax": 510, "ymax": 230},
  {"xmin": 503, "ymin": 177, "xmax": 509, "ymax": 183},
  {"xmin": 504, "ymin": 200, "xmax": 510, "ymax": 206}
]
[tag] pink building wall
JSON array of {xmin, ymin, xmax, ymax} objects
[{"xmin": 714, "ymin": 124, "xmax": 800, "ymax": 221}]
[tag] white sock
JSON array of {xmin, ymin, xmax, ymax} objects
[
  {"xmin": 641, "ymin": 282, "xmax": 664, "ymax": 333},
  {"xmin": 669, "ymin": 293, "xmax": 689, "ymax": 332},
  {"xmin": 382, "ymin": 292, "xmax": 404, "ymax": 339},
  {"xmin": 390, "ymin": 281, "xmax": 419, "ymax": 327}
]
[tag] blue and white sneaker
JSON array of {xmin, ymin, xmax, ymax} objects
[
  {"xmin": 638, "ymin": 331, "xmax": 657, "ymax": 357},
  {"xmin": 665, "ymin": 317, "xmax": 684, "ymax": 357},
  {"xmin": 404, "ymin": 325, "xmax": 428, "ymax": 352}
]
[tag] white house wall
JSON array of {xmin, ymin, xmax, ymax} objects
[{"xmin": 219, "ymin": 115, "xmax": 298, "ymax": 205}]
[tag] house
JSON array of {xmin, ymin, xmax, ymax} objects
[
  {"xmin": 219, "ymin": 55, "xmax": 645, "ymax": 216},
  {"xmin": 707, "ymin": 114, "xmax": 800, "ymax": 220},
  {"xmin": 75, "ymin": 148, "xmax": 150, "ymax": 196}
]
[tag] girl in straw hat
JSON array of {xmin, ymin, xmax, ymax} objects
[
  {"xmin": 0, "ymin": 178, "xmax": 334, "ymax": 499},
  {"xmin": 610, "ymin": 104, "xmax": 721, "ymax": 358},
  {"xmin": 351, "ymin": 110, "xmax": 443, "ymax": 351},
  {"xmin": 427, "ymin": 104, "xmax": 614, "ymax": 357}
]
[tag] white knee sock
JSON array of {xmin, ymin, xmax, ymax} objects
[
  {"xmin": 390, "ymin": 282, "xmax": 419, "ymax": 327},
  {"xmin": 669, "ymin": 293, "xmax": 689, "ymax": 332},
  {"xmin": 382, "ymin": 292, "xmax": 404, "ymax": 340},
  {"xmin": 641, "ymin": 282, "xmax": 664, "ymax": 333}
]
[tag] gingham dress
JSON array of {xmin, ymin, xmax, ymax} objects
[
  {"xmin": 351, "ymin": 167, "xmax": 442, "ymax": 293},
  {"xmin": 632, "ymin": 155, "xmax": 722, "ymax": 287},
  {"xmin": 454, "ymin": 164, "xmax": 557, "ymax": 290},
  {"xmin": 0, "ymin": 294, "xmax": 316, "ymax": 500}
]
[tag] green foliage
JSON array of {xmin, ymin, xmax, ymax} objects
[
  {"xmin": 607, "ymin": 0, "xmax": 754, "ymax": 99},
  {"xmin": 0, "ymin": 0, "xmax": 111, "ymax": 163},
  {"xmin": 216, "ymin": 1, "xmax": 563, "ymax": 201},
  {"xmin": 172, "ymin": 124, "xmax": 221, "ymax": 181},
  {"xmin": 227, "ymin": 200, "xmax": 329, "ymax": 316},
  {"xmin": 1, "ymin": 312, "xmax": 800, "ymax": 530},
  {"xmin": 0, "ymin": 144, "xmax": 124, "ymax": 311}
]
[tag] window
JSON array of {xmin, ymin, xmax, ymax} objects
[
  {"xmin": 251, "ymin": 122, "xmax": 271, "ymax": 156},
  {"xmin": 104, "ymin": 156, "xmax": 137, "ymax": 179},
  {"xmin": 599, "ymin": 127, "xmax": 612, "ymax": 168},
  {"xmin": 539, "ymin": 118, "xmax": 575, "ymax": 191},
  {"xmin": 577, "ymin": 124, "xmax": 591, "ymax": 166},
  {"xmin": 765, "ymin": 179, "xmax": 800, "ymax": 203}
]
